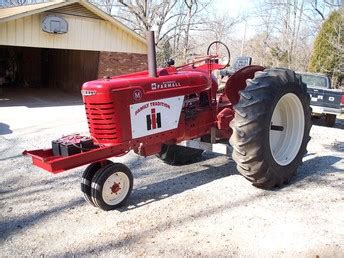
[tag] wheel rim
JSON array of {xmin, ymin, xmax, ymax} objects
[
  {"xmin": 102, "ymin": 172, "xmax": 130, "ymax": 206},
  {"xmin": 269, "ymin": 93, "xmax": 305, "ymax": 166}
]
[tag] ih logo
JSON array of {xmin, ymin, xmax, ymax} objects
[{"xmin": 146, "ymin": 108, "xmax": 161, "ymax": 130}]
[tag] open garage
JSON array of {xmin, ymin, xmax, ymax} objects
[
  {"xmin": 0, "ymin": 46, "xmax": 99, "ymax": 91},
  {"xmin": 0, "ymin": 0, "xmax": 147, "ymax": 96}
]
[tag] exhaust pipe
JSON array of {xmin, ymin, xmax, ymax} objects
[{"xmin": 147, "ymin": 31, "xmax": 158, "ymax": 77}]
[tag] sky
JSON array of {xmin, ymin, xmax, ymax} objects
[
  {"xmin": 212, "ymin": 0, "xmax": 338, "ymax": 41},
  {"xmin": 213, "ymin": 0, "xmax": 258, "ymax": 40}
]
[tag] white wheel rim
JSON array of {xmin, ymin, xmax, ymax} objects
[
  {"xmin": 269, "ymin": 93, "xmax": 305, "ymax": 166},
  {"xmin": 102, "ymin": 172, "xmax": 130, "ymax": 206}
]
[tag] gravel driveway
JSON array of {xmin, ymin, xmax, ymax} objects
[{"xmin": 1, "ymin": 91, "xmax": 343, "ymax": 256}]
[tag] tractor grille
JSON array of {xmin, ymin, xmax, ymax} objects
[{"xmin": 85, "ymin": 101, "xmax": 118, "ymax": 141}]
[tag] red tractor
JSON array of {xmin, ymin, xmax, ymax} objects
[{"xmin": 24, "ymin": 32, "xmax": 311, "ymax": 211}]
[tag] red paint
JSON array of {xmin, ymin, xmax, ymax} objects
[
  {"xmin": 24, "ymin": 54, "xmax": 265, "ymax": 173},
  {"xmin": 111, "ymin": 182, "xmax": 121, "ymax": 194},
  {"xmin": 151, "ymin": 108, "xmax": 157, "ymax": 129},
  {"xmin": 225, "ymin": 65, "xmax": 265, "ymax": 105}
]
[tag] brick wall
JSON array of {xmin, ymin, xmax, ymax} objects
[{"xmin": 98, "ymin": 51, "xmax": 147, "ymax": 78}]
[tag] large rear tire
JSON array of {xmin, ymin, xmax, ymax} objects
[
  {"xmin": 157, "ymin": 144, "xmax": 203, "ymax": 165},
  {"xmin": 230, "ymin": 69, "xmax": 312, "ymax": 189}
]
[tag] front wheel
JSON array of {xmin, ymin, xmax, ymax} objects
[
  {"xmin": 230, "ymin": 69, "xmax": 312, "ymax": 189},
  {"xmin": 91, "ymin": 163, "xmax": 133, "ymax": 211},
  {"xmin": 81, "ymin": 160, "xmax": 113, "ymax": 206}
]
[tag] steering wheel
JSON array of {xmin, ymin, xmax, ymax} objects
[{"xmin": 206, "ymin": 41, "xmax": 230, "ymax": 68}]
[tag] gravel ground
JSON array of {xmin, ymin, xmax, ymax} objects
[{"xmin": 0, "ymin": 90, "xmax": 343, "ymax": 256}]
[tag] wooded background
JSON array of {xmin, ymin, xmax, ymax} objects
[{"xmin": 1, "ymin": 0, "xmax": 343, "ymax": 87}]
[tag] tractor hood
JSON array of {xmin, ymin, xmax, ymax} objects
[{"xmin": 81, "ymin": 69, "xmax": 211, "ymax": 102}]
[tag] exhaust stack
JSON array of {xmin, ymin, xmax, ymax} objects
[{"xmin": 147, "ymin": 31, "xmax": 158, "ymax": 77}]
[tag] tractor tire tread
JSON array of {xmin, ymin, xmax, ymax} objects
[{"xmin": 230, "ymin": 68, "xmax": 312, "ymax": 189}]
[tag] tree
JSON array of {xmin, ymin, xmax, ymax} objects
[
  {"xmin": 250, "ymin": 0, "xmax": 311, "ymax": 69},
  {"xmin": 247, "ymin": 0, "xmax": 343, "ymax": 71},
  {"xmin": 90, "ymin": 0, "xmax": 235, "ymax": 64},
  {"xmin": 156, "ymin": 40, "xmax": 172, "ymax": 66},
  {"xmin": 93, "ymin": 0, "xmax": 117, "ymax": 14},
  {"xmin": 308, "ymin": 9, "xmax": 344, "ymax": 88},
  {"xmin": 90, "ymin": 0, "xmax": 180, "ymax": 45},
  {"xmin": 312, "ymin": 0, "xmax": 343, "ymax": 20}
]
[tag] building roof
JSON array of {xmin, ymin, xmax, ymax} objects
[
  {"xmin": 0, "ymin": 1, "xmax": 65, "ymax": 20},
  {"xmin": 0, "ymin": 0, "xmax": 146, "ymax": 45}
]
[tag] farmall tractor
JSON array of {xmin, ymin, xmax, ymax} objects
[{"xmin": 24, "ymin": 32, "xmax": 311, "ymax": 211}]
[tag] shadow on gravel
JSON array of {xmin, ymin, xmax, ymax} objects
[
  {"xmin": 0, "ymin": 169, "xmax": 85, "ymax": 241},
  {"xmin": 311, "ymin": 117, "xmax": 344, "ymax": 129},
  {"xmin": 122, "ymin": 159, "xmax": 236, "ymax": 211},
  {"xmin": 0, "ymin": 153, "xmax": 23, "ymax": 161},
  {"xmin": 323, "ymin": 140, "xmax": 344, "ymax": 153},
  {"xmin": 52, "ymin": 156, "xmax": 344, "ymax": 255},
  {"xmin": 0, "ymin": 173, "xmax": 80, "ymax": 200},
  {"xmin": 126, "ymin": 154, "xmax": 343, "ymax": 211},
  {"xmin": 54, "ymin": 190, "xmax": 273, "ymax": 256},
  {"xmin": 293, "ymin": 155, "xmax": 343, "ymax": 187},
  {"xmin": 0, "ymin": 198, "xmax": 84, "ymax": 241},
  {"xmin": 0, "ymin": 123, "xmax": 12, "ymax": 135}
]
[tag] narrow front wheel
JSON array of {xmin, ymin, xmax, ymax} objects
[
  {"xmin": 91, "ymin": 163, "xmax": 133, "ymax": 211},
  {"xmin": 81, "ymin": 160, "xmax": 113, "ymax": 206}
]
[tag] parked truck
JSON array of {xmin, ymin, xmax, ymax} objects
[{"xmin": 297, "ymin": 72, "xmax": 344, "ymax": 127}]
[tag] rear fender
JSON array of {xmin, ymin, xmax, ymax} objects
[{"xmin": 225, "ymin": 65, "xmax": 265, "ymax": 105}]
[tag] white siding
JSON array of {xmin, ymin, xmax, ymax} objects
[{"xmin": 0, "ymin": 12, "xmax": 147, "ymax": 54}]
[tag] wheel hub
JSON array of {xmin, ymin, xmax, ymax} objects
[
  {"xmin": 102, "ymin": 172, "xmax": 130, "ymax": 206},
  {"xmin": 269, "ymin": 93, "xmax": 305, "ymax": 166},
  {"xmin": 110, "ymin": 182, "xmax": 121, "ymax": 194}
]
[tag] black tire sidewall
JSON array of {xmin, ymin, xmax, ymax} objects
[
  {"xmin": 81, "ymin": 162, "xmax": 102, "ymax": 206},
  {"xmin": 91, "ymin": 163, "xmax": 133, "ymax": 211},
  {"xmin": 81, "ymin": 160, "xmax": 114, "ymax": 205},
  {"xmin": 230, "ymin": 69, "xmax": 312, "ymax": 188}
]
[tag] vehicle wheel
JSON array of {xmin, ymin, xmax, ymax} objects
[
  {"xmin": 157, "ymin": 144, "xmax": 204, "ymax": 165},
  {"xmin": 325, "ymin": 114, "xmax": 336, "ymax": 127},
  {"xmin": 81, "ymin": 160, "xmax": 113, "ymax": 206},
  {"xmin": 229, "ymin": 68, "xmax": 312, "ymax": 189},
  {"xmin": 91, "ymin": 163, "xmax": 133, "ymax": 211}
]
